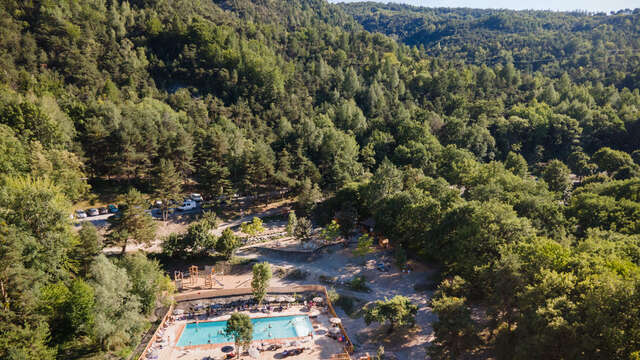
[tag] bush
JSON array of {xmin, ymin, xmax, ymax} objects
[
  {"xmin": 215, "ymin": 228, "xmax": 240, "ymax": 259},
  {"xmin": 241, "ymin": 217, "xmax": 265, "ymax": 235},
  {"xmin": 327, "ymin": 288, "xmax": 339, "ymax": 303},
  {"xmin": 285, "ymin": 268, "xmax": 308, "ymax": 280},
  {"xmin": 348, "ymin": 275, "xmax": 370, "ymax": 292},
  {"xmin": 335, "ymin": 295, "xmax": 355, "ymax": 315}
]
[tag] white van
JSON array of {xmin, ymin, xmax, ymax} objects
[{"xmin": 177, "ymin": 200, "xmax": 197, "ymax": 211}]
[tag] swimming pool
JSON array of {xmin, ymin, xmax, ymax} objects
[{"xmin": 176, "ymin": 315, "xmax": 313, "ymax": 346}]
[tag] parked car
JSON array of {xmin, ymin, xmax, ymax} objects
[
  {"xmin": 87, "ymin": 208, "xmax": 99, "ymax": 216},
  {"xmin": 108, "ymin": 204, "xmax": 118, "ymax": 213},
  {"xmin": 153, "ymin": 200, "xmax": 163, "ymax": 208},
  {"xmin": 98, "ymin": 207, "xmax": 109, "ymax": 215},
  {"xmin": 190, "ymin": 193, "xmax": 203, "ymax": 202},
  {"xmin": 177, "ymin": 199, "xmax": 197, "ymax": 211},
  {"xmin": 75, "ymin": 209, "xmax": 87, "ymax": 219}
]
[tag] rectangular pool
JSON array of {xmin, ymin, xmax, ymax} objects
[{"xmin": 176, "ymin": 315, "xmax": 313, "ymax": 346}]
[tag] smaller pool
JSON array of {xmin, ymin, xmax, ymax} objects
[{"xmin": 176, "ymin": 315, "xmax": 313, "ymax": 346}]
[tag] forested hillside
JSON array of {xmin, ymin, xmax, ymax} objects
[
  {"xmin": 1, "ymin": 0, "xmax": 640, "ymax": 359},
  {"xmin": 340, "ymin": 2, "xmax": 640, "ymax": 88}
]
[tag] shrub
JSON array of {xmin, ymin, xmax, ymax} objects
[
  {"xmin": 348, "ymin": 275, "xmax": 369, "ymax": 292},
  {"xmin": 285, "ymin": 268, "xmax": 308, "ymax": 280}
]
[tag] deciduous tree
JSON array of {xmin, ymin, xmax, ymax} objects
[
  {"xmin": 215, "ymin": 228, "xmax": 240, "ymax": 259},
  {"xmin": 363, "ymin": 296, "xmax": 417, "ymax": 333},
  {"xmin": 251, "ymin": 262, "xmax": 272, "ymax": 305},
  {"xmin": 225, "ymin": 313, "xmax": 253, "ymax": 355},
  {"xmin": 542, "ymin": 159, "xmax": 571, "ymax": 193}
]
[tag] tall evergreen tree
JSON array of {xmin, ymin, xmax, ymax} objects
[
  {"xmin": 152, "ymin": 159, "xmax": 183, "ymax": 221},
  {"xmin": 107, "ymin": 189, "xmax": 157, "ymax": 254}
]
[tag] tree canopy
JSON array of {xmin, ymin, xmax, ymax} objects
[{"xmin": 1, "ymin": 0, "xmax": 640, "ymax": 358}]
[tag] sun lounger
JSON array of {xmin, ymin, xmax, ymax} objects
[
  {"xmin": 265, "ymin": 344, "xmax": 282, "ymax": 351},
  {"xmin": 281, "ymin": 348, "xmax": 304, "ymax": 357}
]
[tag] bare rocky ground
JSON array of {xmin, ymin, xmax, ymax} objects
[{"xmin": 236, "ymin": 245, "xmax": 439, "ymax": 360}]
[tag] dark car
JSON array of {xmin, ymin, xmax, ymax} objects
[
  {"xmin": 98, "ymin": 207, "xmax": 109, "ymax": 215},
  {"xmin": 108, "ymin": 204, "xmax": 118, "ymax": 213}
]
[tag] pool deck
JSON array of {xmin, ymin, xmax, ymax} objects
[{"xmin": 148, "ymin": 306, "xmax": 346, "ymax": 360}]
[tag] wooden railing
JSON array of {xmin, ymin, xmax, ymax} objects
[
  {"xmin": 137, "ymin": 303, "xmax": 174, "ymax": 360},
  {"xmin": 331, "ymin": 353, "xmax": 353, "ymax": 359},
  {"xmin": 321, "ymin": 286, "xmax": 355, "ymax": 354}
]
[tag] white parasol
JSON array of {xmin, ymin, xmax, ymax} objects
[
  {"xmin": 286, "ymin": 296, "xmax": 296, "ymax": 302},
  {"xmin": 329, "ymin": 326, "xmax": 341, "ymax": 333},
  {"xmin": 309, "ymin": 309, "xmax": 320, "ymax": 317},
  {"xmin": 265, "ymin": 296, "xmax": 275, "ymax": 302},
  {"xmin": 313, "ymin": 297, "xmax": 323, "ymax": 303},
  {"xmin": 248, "ymin": 346, "xmax": 260, "ymax": 359},
  {"xmin": 277, "ymin": 296, "xmax": 286, "ymax": 302},
  {"xmin": 329, "ymin": 317, "xmax": 341, "ymax": 325},
  {"xmin": 173, "ymin": 309, "xmax": 184, "ymax": 315}
]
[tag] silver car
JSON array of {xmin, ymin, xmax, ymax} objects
[
  {"xmin": 87, "ymin": 208, "xmax": 99, "ymax": 216},
  {"xmin": 75, "ymin": 210, "xmax": 87, "ymax": 219}
]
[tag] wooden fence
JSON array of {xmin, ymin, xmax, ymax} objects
[
  {"xmin": 321, "ymin": 286, "xmax": 355, "ymax": 354},
  {"xmin": 137, "ymin": 303, "xmax": 174, "ymax": 360}
]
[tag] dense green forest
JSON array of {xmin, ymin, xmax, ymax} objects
[
  {"xmin": 1, "ymin": 0, "xmax": 640, "ymax": 358},
  {"xmin": 340, "ymin": 2, "xmax": 640, "ymax": 89}
]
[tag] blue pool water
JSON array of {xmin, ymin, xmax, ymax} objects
[{"xmin": 176, "ymin": 315, "xmax": 313, "ymax": 346}]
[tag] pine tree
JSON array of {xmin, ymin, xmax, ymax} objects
[
  {"xmin": 107, "ymin": 189, "xmax": 157, "ymax": 254},
  {"xmin": 153, "ymin": 159, "xmax": 183, "ymax": 221}
]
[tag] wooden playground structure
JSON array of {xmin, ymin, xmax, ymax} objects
[{"xmin": 174, "ymin": 263, "xmax": 229, "ymax": 291}]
